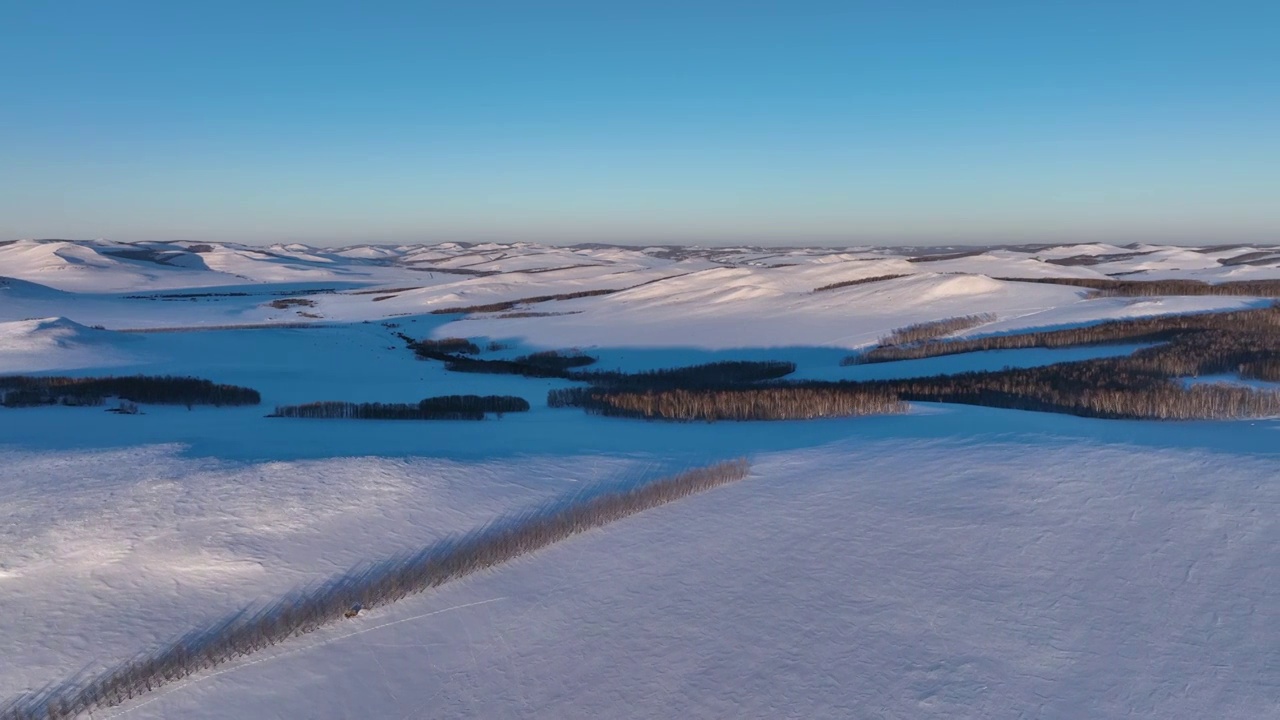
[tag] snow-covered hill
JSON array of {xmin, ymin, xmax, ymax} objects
[
  {"xmin": 1, "ymin": 239, "xmax": 1278, "ymax": 719},
  {"xmin": 2, "ymin": 239, "xmax": 1277, "ymax": 356},
  {"xmin": 0, "ymin": 317, "xmax": 139, "ymax": 372},
  {"xmin": 3, "ymin": 239, "xmax": 1278, "ymax": 295},
  {"xmin": 2, "ymin": 439, "xmax": 1275, "ymax": 719}
]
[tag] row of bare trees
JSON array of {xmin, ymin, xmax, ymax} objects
[
  {"xmin": 0, "ymin": 375, "xmax": 260, "ymax": 408},
  {"xmin": 401, "ymin": 333, "xmax": 794, "ymax": 389},
  {"xmin": 550, "ymin": 386, "xmax": 906, "ymax": 421},
  {"xmin": 864, "ymin": 361, "xmax": 1280, "ymax": 420},
  {"xmin": 997, "ymin": 277, "xmax": 1280, "ymax": 297},
  {"xmin": 0, "ymin": 460, "xmax": 750, "ymax": 720},
  {"xmin": 577, "ymin": 360, "xmax": 797, "ymax": 390},
  {"xmin": 399, "ymin": 333, "xmax": 599, "ymax": 378},
  {"xmin": 270, "ymin": 395, "xmax": 530, "ymax": 420},
  {"xmin": 877, "ymin": 313, "xmax": 997, "ymax": 347},
  {"xmin": 428, "ymin": 288, "xmax": 620, "ymax": 315},
  {"xmin": 1240, "ymin": 358, "xmax": 1280, "ymax": 381},
  {"xmin": 549, "ymin": 305, "xmax": 1280, "ymax": 421},
  {"xmin": 552, "ymin": 364, "xmax": 1280, "ymax": 422},
  {"xmin": 811, "ymin": 274, "xmax": 908, "ymax": 292},
  {"xmin": 846, "ymin": 304, "xmax": 1280, "ymax": 364},
  {"xmin": 410, "ymin": 337, "xmax": 481, "ymax": 355}
]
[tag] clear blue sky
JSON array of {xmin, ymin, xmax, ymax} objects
[{"xmin": 2, "ymin": 1, "xmax": 1276, "ymax": 246}]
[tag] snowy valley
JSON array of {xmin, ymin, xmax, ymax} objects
[{"xmin": 1, "ymin": 239, "xmax": 1278, "ymax": 719}]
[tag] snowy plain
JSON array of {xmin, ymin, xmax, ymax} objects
[{"xmin": 1, "ymin": 239, "xmax": 1279, "ymax": 719}]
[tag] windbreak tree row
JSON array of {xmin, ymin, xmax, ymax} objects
[
  {"xmin": 427, "ymin": 288, "xmax": 621, "ymax": 315},
  {"xmin": 0, "ymin": 460, "xmax": 750, "ymax": 720},
  {"xmin": 811, "ymin": 274, "xmax": 909, "ymax": 292},
  {"xmin": 877, "ymin": 313, "xmax": 997, "ymax": 347}
]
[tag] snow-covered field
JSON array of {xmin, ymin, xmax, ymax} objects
[{"xmin": 2, "ymin": 239, "xmax": 1278, "ymax": 718}]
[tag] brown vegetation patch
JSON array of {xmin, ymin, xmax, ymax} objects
[{"xmin": 268, "ymin": 298, "xmax": 316, "ymax": 309}]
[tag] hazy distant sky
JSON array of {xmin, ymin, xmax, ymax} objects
[{"xmin": 2, "ymin": 1, "xmax": 1276, "ymax": 246}]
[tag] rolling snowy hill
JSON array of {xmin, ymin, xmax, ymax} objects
[{"xmin": 1, "ymin": 239, "xmax": 1278, "ymax": 719}]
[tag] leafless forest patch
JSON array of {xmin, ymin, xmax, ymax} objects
[
  {"xmin": 0, "ymin": 375, "xmax": 260, "ymax": 408},
  {"xmin": 549, "ymin": 385, "xmax": 907, "ymax": 420},
  {"xmin": 549, "ymin": 306, "xmax": 1280, "ymax": 421},
  {"xmin": 845, "ymin": 304, "xmax": 1278, "ymax": 365},
  {"xmin": 877, "ymin": 313, "xmax": 997, "ymax": 347},
  {"xmin": 270, "ymin": 395, "xmax": 530, "ymax": 420},
  {"xmin": 811, "ymin": 274, "xmax": 909, "ymax": 292},
  {"xmin": 996, "ymin": 277, "xmax": 1280, "ymax": 297}
]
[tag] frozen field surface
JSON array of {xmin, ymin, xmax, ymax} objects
[{"xmin": 0, "ymin": 440, "xmax": 1275, "ymax": 719}]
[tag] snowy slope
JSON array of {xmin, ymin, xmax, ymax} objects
[
  {"xmin": 0, "ymin": 317, "xmax": 140, "ymax": 372},
  {"xmin": 1, "ymin": 440, "xmax": 1275, "ymax": 719},
  {"xmin": 4, "ymin": 239, "xmax": 1278, "ymax": 297}
]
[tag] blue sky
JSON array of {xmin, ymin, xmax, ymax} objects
[{"xmin": 1, "ymin": 1, "xmax": 1276, "ymax": 246}]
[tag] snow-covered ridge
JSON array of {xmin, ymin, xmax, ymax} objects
[
  {"xmin": 0, "ymin": 316, "xmax": 139, "ymax": 373},
  {"xmin": 2, "ymin": 239, "xmax": 1278, "ymax": 294},
  {"xmin": 2, "ymin": 239, "xmax": 1278, "ymax": 357}
]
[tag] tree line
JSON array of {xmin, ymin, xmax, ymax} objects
[
  {"xmin": 846, "ymin": 304, "xmax": 1280, "ymax": 364},
  {"xmin": 0, "ymin": 375, "xmax": 261, "ymax": 408},
  {"xmin": 862, "ymin": 361, "xmax": 1280, "ymax": 420},
  {"xmin": 409, "ymin": 337, "xmax": 481, "ymax": 355},
  {"xmin": 516, "ymin": 350, "xmax": 599, "ymax": 372},
  {"xmin": 877, "ymin": 313, "xmax": 997, "ymax": 347},
  {"xmin": 399, "ymin": 333, "xmax": 597, "ymax": 377},
  {"xmin": 0, "ymin": 460, "xmax": 750, "ymax": 720},
  {"xmin": 548, "ymin": 305, "xmax": 1280, "ymax": 421},
  {"xmin": 550, "ymin": 363, "xmax": 1280, "ymax": 422},
  {"xmin": 428, "ymin": 288, "xmax": 621, "ymax": 315},
  {"xmin": 549, "ymin": 385, "xmax": 906, "ymax": 421},
  {"xmin": 996, "ymin": 276, "xmax": 1280, "ymax": 297},
  {"xmin": 1239, "ymin": 358, "xmax": 1280, "ymax": 382},
  {"xmin": 400, "ymin": 332, "xmax": 794, "ymax": 388},
  {"xmin": 811, "ymin": 274, "xmax": 909, "ymax": 293},
  {"xmin": 574, "ymin": 360, "xmax": 797, "ymax": 390},
  {"xmin": 270, "ymin": 395, "xmax": 530, "ymax": 420}
]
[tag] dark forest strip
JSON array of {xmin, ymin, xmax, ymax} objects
[
  {"xmin": 877, "ymin": 313, "xmax": 997, "ymax": 347},
  {"xmin": 549, "ymin": 385, "xmax": 906, "ymax": 421},
  {"xmin": 552, "ymin": 367, "xmax": 1280, "ymax": 422},
  {"xmin": 845, "ymin": 304, "xmax": 1279, "ymax": 365},
  {"xmin": 0, "ymin": 375, "xmax": 261, "ymax": 408},
  {"xmin": 994, "ymin": 277, "xmax": 1280, "ymax": 297},
  {"xmin": 553, "ymin": 306, "xmax": 1280, "ymax": 421},
  {"xmin": 428, "ymin": 288, "xmax": 621, "ymax": 315},
  {"xmin": 270, "ymin": 396, "xmax": 530, "ymax": 420},
  {"xmin": 811, "ymin": 274, "xmax": 910, "ymax": 292}
]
